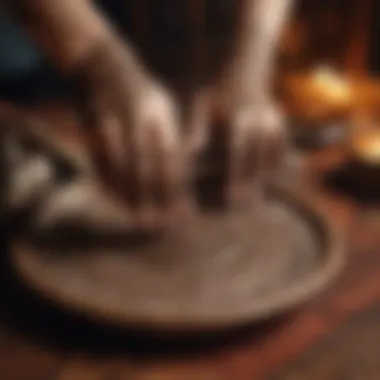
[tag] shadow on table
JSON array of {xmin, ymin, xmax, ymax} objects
[
  {"xmin": 323, "ymin": 160, "xmax": 380, "ymax": 206},
  {"xmin": 0, "ymin": 226, "xmax": 296, "ymax": 360}
]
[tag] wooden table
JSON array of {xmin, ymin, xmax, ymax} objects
[{"xmin": 1, "ymin": 105, "xmax": 380, "ymax": 379}]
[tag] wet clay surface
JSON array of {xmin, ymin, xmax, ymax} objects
[{"xmin": 12, "ymin": 194, "xmax": 325, "ymax": 330}]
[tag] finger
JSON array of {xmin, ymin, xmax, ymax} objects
[
  {"xmin": 81, "ymin": 97, "xmax": 139, "ymax": 217},
  {"xmin": 152, "ymin": 123, "xmax": 192, "ymax": 227},
  {"xmin": 77, "ymin": 86, "xmax": 122, "ymax": 175},
  {"xmin": 91, "ymin": 115, "xmax": 141, "ymax": 219},
  {"xmin": 97, "ymin": 113, "xmax": 129, "ymax": 173},
  {"xmin": 183, "ymin": 91, "xmax": 211, "ymax": 196},
  {"xmin": 188, "ymin": 98, "xmax": 233, "ymax": 210},
  {"xmin": 86, "ymin": 109, "xmax": 125, "ymax": 188},
  {"xmin": 130, "ymin": 120, "xmax": 158, "ymax": 229},
  {"xmin": 161, "ymin": 152, "xmax": 193, "ymax": 228},
  {"xmin": 131, "ymin": 114, "xmax": 185, "ymax": 229},
  {"xmin": 259, "ymin": 107, "xmax": 287, "ymax": 186},
  {"xmin": 226, "ymin": 109, "xmax": 263, "ymax": 208},
  {"xmin": 184, "ymin": 91, "xmax": 210, "ymax": 155}
]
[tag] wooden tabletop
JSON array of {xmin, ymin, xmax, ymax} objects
[{"xmin": 1, "ymin": 104, "xmax": 380, "ymax": 379}]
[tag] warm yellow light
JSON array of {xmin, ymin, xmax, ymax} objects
[
  {"xmin": 311, "ymin": 65, "xmax": 352, "ymax": 104},
  {"xmin": 354, "ymin": 132, "xmax": 380, "ymax": 163}
]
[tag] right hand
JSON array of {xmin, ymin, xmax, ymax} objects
[{"xmin": 73, "ymin": 37, "xmax": 191, "ymax": 229}]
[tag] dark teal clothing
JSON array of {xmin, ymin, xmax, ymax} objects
[
  {"xmin": 0, "ymin": 8, "xmax": 64, "ymax": 102},
  {"xmin": 0, "ymin": 9, "xmax": 41, "ymax": 80}
]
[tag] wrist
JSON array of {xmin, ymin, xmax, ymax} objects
[
  {"xmin": 10, "ymin": 0, "xmax": 115, "ymax": 74},
  {"xmin": 67, "ymin": 35, "xmax": 150, "ymax": 125}
]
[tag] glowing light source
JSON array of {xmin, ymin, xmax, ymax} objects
[{"xmin": 310, "ymin": 65, "xmax": 352, "ymax": 105}]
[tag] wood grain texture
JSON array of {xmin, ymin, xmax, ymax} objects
[{"xmin": 271, "ymin": 304, "xmax": 380, "ymax": 379}]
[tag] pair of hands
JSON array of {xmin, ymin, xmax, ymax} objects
[{"xmin": 75, "ymin": 36, "xmax": 286, "ymax": 229}]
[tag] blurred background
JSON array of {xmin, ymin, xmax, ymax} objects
[
  {"xmin": 1, "ymin": 1, "xmax": 380, "ymax": 379},
  {"xmin": 279, "ymin": 0, "xmax": 380, "ymax": 150}
]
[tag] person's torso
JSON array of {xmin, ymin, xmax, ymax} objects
[
  {"xmin": 0, "ymin": 0, "xmax": 240, "ymax": 91},
  {"xmin": 0, "ymin": 8, "xmax": 41, "ymax": 80},
  {"xmin": 99, "ymin": 0, "xmax": 240, "ymax": 90}
]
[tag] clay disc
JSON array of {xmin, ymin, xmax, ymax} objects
[{"xmin": 10, "ymin": 188, "xmax": 344, "ymax": 332}]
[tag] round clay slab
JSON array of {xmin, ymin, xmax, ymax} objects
[{"xmin": 11, "ymin": 188, "xmax": 344, "ymax": 332}]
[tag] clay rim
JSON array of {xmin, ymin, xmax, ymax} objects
[{"xmin": 10, "ymin": 186, "xmax": 346, "ymax": 332}]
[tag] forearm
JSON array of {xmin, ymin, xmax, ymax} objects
[
  {"xmin": 234, "ymin": 0, "xmax": 295, "ymax": 101},
  {"xmin": 6, "ymin": 0, "xmax": 145, "ymax": 79},
  {"xmin": 6, "ymin": 0, "xmax": 106, "ymax": 72}
]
